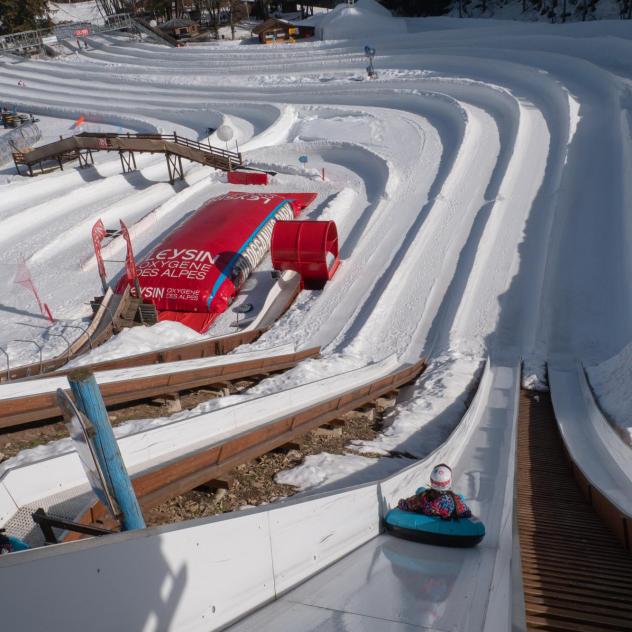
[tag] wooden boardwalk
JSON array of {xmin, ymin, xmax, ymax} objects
[
  {"xmin": 517, "ymin": 389, "xmax": 632, "ymax": 631},
  {"xmin": 13, "ymin": 132, "xmax": 242, "ymax": 182}
]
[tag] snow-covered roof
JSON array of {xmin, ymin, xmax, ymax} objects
[
  {"xmin": 252, "ymin": 18, "xmax": 295, "ymax": 34},
  {"xmin": 312, "ymin": 0, "xmax": 406, "ymax": 40}
]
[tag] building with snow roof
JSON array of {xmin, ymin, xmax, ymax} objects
[{"xmin": 252, "ymin": 18, "xmax": 315, "ymax": 43}]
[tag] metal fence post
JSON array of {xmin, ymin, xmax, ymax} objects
[
  {"xmin": 62, "ymin": 322, "xmax": 93, "ymax": 350},
  {"xmin": 15, "ymin": 339, "xmax": 43, "ymax": 374},
  {"xmin": 47, "ymin": 332, "xmax": 71, "ymax": 362},
  {"xmin": 68, "ymin": 368, "xmax": 146, "ymax": 530}
]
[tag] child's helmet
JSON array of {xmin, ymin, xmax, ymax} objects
[{"xmin": 430, "ymin": 464, "xmax": 452, "ymax": 491}]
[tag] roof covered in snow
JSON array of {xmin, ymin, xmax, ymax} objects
[{"xmin": 308, "ymin": 0, "xmax": 406, "ymax": 41}]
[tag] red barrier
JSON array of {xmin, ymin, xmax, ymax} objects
[
  {"xmin": 271, "ymin": 220, "xmax": 340, "ymax": 290},
  {"xmin": 227, "ymin": 171, "xmax": 268, "ymax": 185},
  {"xmin": 115, "ymin": 191, "xmax": 316, "ymax": 332}
]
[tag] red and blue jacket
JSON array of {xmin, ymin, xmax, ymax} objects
[{"xmin": 398, "ymin": 487, "xmax": 472, "ymax": 520}]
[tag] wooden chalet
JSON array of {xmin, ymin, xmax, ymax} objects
[
  {"xmin": 252, "ymin": 18, "xmax": 315, "ymax": 44},
  {"xmin": 160, "ymin": 17, "xmax": 199, "ymax": 40}
]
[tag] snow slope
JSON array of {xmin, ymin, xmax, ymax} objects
[{"xmin": 1, "ymin": 14, "xmax": 632, "ymax": 510}]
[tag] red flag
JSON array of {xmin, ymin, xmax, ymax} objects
[
  {"xmin": 14, "ymin": 258, "xmax": 54, "ymax": 323},
  {"xmin": 91, "ymin": 219, "xmax": 107, "ymax": 279},
  {"xmin": 119, "ymin": 220, "xmax": 138, "ymax": 292}
]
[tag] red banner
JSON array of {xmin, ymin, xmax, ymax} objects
[
  {"xmin": 92, "ymin": 219, "xmax": 107, "ymax": 280},
  {"xmin": 74, "ymin": 28, "xmax": 90, "ymax": 36},
  {"xmin": 14, "ymin": 258, "xmax": 54, "ymax": 323},
  {"xmin": 119, "ymin": 220, "xmax": 138, "ymax": 291}
]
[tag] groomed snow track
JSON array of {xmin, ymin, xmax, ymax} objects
[
  {"xmin": 1, "ymin": 13, "xmax": 632, "ymax": 632},
  {"xmin": 1, "ymin": 358, "xmax": 631, "ymax": 630}
]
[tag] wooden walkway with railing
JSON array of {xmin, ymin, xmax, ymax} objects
[{"xmin": 13, "ymin": 132, "xmax": 242, "ymax": 182}]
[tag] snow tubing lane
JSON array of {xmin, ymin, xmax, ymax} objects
[
  {"xmin": 384, "ymin": 507, "xmax": 485, "ymax": 548},
  {"xmin": 116, "ymin": 191, "xmax": 316, "ymax": 332}
]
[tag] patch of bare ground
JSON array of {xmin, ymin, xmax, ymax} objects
[
  {"xmin": 0, "ymin": 380, "xmax": 399, "ymax": 530},
  {"xmin": 145, "ymin": 394, "xmax": 398, "ymax": 527},
  {"xmin": 0, "ymin": 378, "xmax": 260, "ymax": 462}
]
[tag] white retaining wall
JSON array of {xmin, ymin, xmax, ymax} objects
[{"xmin": 0, "ymin": 360, "xmax": 522, "ymax": 632}]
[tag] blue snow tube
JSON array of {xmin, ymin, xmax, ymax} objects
[
  {"xmin": 384, "ymin": 493, "xmax": 485, "ymax": 548},
  {"xmin": 0, "ymin": 534, "xmax": 30, "ymax": 554}
]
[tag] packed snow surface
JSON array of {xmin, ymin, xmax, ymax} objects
[
  {"xmin": 2, "ymin": 13, "xmax": 632, "ymax": 505},
  {"xmin": 586, "ymin": 343, "xmax": 632, "ymax": 444}
]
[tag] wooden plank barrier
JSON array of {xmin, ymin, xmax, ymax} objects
[
  {"xmin": 0, "ymin": 347, "xmax": 319, "ymax": 429},
  {"xmin": 70, "ymin": 358, "xmax": 426, "ymax": 535}
]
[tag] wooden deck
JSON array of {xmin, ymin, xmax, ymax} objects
[{"xmin": 517, "ymin": 389, "xmax": 632, "ymax": 631}]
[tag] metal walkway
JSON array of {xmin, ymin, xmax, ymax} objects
[
  {"xmin": 0, "ymin": 14, "xmax": 135, "ymax": 54},
  {"xmin": 517, "ymin": 390, "xmax": 632, "ymax": 631},
  {"xmin": 13, "ymin": 132, "xmax": 242, "ymax": 182}
]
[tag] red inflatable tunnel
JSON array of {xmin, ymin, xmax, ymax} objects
[
  {"xmin": 271, "ymin": 220, "xmax": 340, "ymax": 290},
  {"xmin": 116, "ymin": 191, "xmax": 317, "ymax": 332}
]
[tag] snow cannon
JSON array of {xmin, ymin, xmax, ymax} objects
[
  {"xmin": 385, "ymin": 488, "xmax": 485, "ymax": 548},
  {"xmin": 115, "ymin": 191, "xmax": 317, "ymax": 332},
  {"xmin": 271, "ymin": 220, "xmax": 340, "ymax": 290}
]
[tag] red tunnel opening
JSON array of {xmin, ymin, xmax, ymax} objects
[{"xmin": 271, "ymin": 220, "xmax": 340, "ymax": 290}]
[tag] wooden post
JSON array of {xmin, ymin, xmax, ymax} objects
[{"xmin": 68, "ymin": 368, "xmax": 146, "ymax": 531}]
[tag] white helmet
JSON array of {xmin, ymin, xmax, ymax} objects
[{"xmin": 430, "ymin": 464, "xmax": 452, "ymax": 491}]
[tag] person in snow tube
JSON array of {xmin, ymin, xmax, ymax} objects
[
  {"xmin": 386, "ymin": 464, "xmax": 484, "ymax": 546},
  {"xmin": 397, "ymin": 464, "xmax": 472, "ymax": 520},
  {"xmin": 0, "ymin": 529, "xmax": 30, "ymax": 555}
]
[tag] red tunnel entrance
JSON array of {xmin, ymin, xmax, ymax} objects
[{"xmin": 271, "ymin": 220, "xmax": 340, "ymax": 290}]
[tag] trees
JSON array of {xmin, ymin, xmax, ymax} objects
[
  {"xmin": 379, "ymin": 0, "xmax": 452, "ymax": 16},
  {"xmin": 0, "ymin": 0, "xmax": 49, "ymax": 35},
  {"xmin": 197, "ymin": 0, "xmax": 248, "ymax": 39}
]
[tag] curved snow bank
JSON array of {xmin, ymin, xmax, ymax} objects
[
  {"xmin": 66, "ymin": 321, "xmax": 203, "ymax": 368},
  {"xmin": 275, "ymin": 353, "xmax": 482, "ymax": 492},
  {"xmin": 550, "ymin": 363, "xmax": 632, "ymax": 515},
  {"xmin": 586, "ymin": 342, "xmax": 632, "ymax": 444},
  {"xmin": 316, "ymin": 0, "xmax": 406, "ymax": 41}
]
